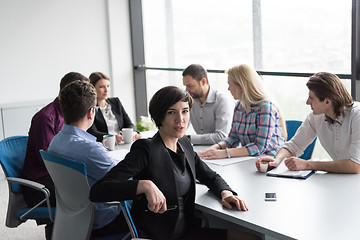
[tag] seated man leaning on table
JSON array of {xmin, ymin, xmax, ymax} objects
[
  {"xmin": 257, "ymin": 72, "xmax": 360, "ymax": 174},
  {"xmin": 47, "ymin": 80, "xmax": 129, "ymax": 237},
  {"xmin": 182, "ymin": 64, "xmax": 233, "ymax": 145}
]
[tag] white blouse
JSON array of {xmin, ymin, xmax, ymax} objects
[{"xmin": 100, "ymin": 102, "xmax": 120, "ymax": 136}]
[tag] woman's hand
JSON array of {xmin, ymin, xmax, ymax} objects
[
  {"xmin": 133, "ymin": 132, "xmax": 141, "ymax": 140},
  {"xmin": 115, "ymin": 134, "xmax": 123, "ymax": 145},
  {"xmin": 137, "ymin": 180, "xmax": 167, "ymax": 214},
  {"xmin": 221, "ymin": 190, "xmax": 248, "ymax": 211},
  {"xmin": 256, "ymin": 156, "xmax": 280, "ymax": 172},
  {"xmin": 198, "ymin": 149, "xmax": 227, "ymax": 159}
]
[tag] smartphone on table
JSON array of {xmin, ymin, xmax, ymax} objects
[{"xmin": 265, "ymin": 192, "xmax": 277, "ymax": 201}]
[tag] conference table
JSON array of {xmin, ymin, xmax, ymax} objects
[
  {"xmin": 111, "ymin": 140, "xmax": 360, "ymax": 240},
  {"xmin": 193, "ymin": 146, "xmax": 360, "ymax": 240}
]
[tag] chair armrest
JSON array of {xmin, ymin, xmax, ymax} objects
[
  {"xmin": 104, "ymin": 200, "xmax": 139, "ymax": 238},
  {"xmin": 104, "ymin": 201, "xmax": 121, "ymax": 206},
  {"xmin": 7, "ymin": 177, "xmax": 46, "ymax": 191},
  {"xmin": 7, "ymin": 177, "xmax": 54, "ymax": 222}
]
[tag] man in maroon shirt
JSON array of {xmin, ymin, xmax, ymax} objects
[{"xmin": 21, "ymin": 72, "xmax": 88, "ymax": 239}]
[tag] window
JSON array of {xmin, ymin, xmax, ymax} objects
[
  {"xmin": 138, "ymin": 0, "xmax": 353, "ymax": 159},
  {"xmin": 261, "ymin": 0, "xmax": 351, "ymax": 73}
]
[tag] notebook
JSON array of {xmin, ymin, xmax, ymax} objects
[{"xmin": 266, "ymin": 160, "xmax": 315, "ymax": 179}]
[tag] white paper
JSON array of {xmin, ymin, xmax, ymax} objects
[{"xmin": 202, "ymin": 156, "xmax": 256, "ymax": 166}]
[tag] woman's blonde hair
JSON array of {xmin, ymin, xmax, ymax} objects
[{"xmin": 227, "ymin": 64, "xmax": 267, "ymax": 109}]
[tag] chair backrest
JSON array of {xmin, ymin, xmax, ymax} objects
[
  {"xmin": 40, "ymin": 150, "xmax": 94, "ymax": 240},
  {"xmin": 286, "ymin": 120, "xmax": 317, "ymax": 160},
  {"xmin": 0, "ymin": 136, "xmax": 30, "ymax": 227},
  {"xmin": 0, "ymin": 136, "xmax": 28, "ymax": 193}
]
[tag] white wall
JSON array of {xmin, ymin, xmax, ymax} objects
[
  {"xmin": 106, "ymin": 0, "xmax": 136, "ymax": 120},
  {"xmin": 0, "ymin": 0, "xmax": 136, "ymax": 121}
]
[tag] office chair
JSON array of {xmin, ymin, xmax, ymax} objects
[
  {"xmin": 0, "ymin": 136, "xmax": 54, "ymax": 228},
  {"xmin": 40, "ymin": 150, "xmax": 137, "ymax": 240},
  {"xmin": 286, "ymin": 120, "xmax": 317, "ymax": 160},
  {"xmin": 104, "ymin": 200, "xmax": 139, "ymax": 239}
]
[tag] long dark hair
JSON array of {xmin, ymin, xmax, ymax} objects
[{"xmin": 89, "ymin": 72, "xmax": 110, "ymax": 87}]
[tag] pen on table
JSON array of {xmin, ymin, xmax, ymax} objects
[{"xmin": 145, "ymin": 205, "xmax": 177, "ymax": 212}]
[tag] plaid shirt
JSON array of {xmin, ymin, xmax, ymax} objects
[{"xmin": 225, "ymin": 100, "xmax": 285, "ymax": 156}]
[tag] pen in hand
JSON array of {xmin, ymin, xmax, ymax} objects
[{"xmin": 145, "ymin": 205, "xmax": 178, "ymax": 212}]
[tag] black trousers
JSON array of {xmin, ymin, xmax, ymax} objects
[
  {"xmin": 91, "ymin": 212, "xmax": 129, "ymax": 237},
  {"xmin": 22, "ymin": 175, "xmax": 56, "ymax": 208},
  {"xmin": 22, "ymin": 175, "xmax": 56, "ymax": 226}
]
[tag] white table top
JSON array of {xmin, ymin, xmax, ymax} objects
[
  {"xmin": 107, "ymin": 142, "xmax": 360, "ymax": 239},
  {"xmin": 108, "ymin": 131, "xmax": 157, "ymax": 162},
  {"xmin": 194, "ymin": 151, "xmax": 360, "ymax": 240}
]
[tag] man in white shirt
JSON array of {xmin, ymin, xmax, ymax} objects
[
  {"xmin": 182, "ymin": 64, "xmax": 233, "ymax": 145},
  {"xmin": 257, "ymin": 72, "xmax": 360, "ymax": 174}
]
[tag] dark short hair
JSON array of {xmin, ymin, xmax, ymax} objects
[
  {"xmin": 60, "ymin": 80, "xmax": 97, "ymax": 125},
  {"xmin": 182, "ymin": 64, "xmax": 208, "ymax": 84},
  {"xmin": 307, "ymin": 72, "xmax": 354, "ymax": 117},
  {"xmin": 59, "ymin": 72, "xmax": 89, "ymax": 92},
  {"xmin": 89, "ymin": 72, "xmax": 110, "ymax": 87},
  {"xmin": 149, "ymin": 86, "xmax": 193, "ymax": 128}
]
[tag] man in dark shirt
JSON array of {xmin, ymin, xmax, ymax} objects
[{"xmin": 21, "ymin": 72, "xmax": 88, "ymax": 239}]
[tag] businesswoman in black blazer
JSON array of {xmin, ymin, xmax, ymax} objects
[
  {"xmin": 88, "ymin": 72, "xmax": 141, "ymax": 143},
  {"xmin": 90, "ymin": 86, "xmax": 255, "ymax": 240}
]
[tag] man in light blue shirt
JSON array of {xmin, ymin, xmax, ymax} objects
[
  {"xmin": 48, "ymin": 81, "xmax": 128, "ymax": 237},
  {"xmin": 183, "ymin": 64, "xmax": 233, "ymax": 144}
]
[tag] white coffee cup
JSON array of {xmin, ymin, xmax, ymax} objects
[
  {"xmin": 260, "ymin": 161, "xmax": 269, "ymax": 173},
  {"xmin": 102, "ymin": 134, "xmax": 115, "ymax": 151},
  {"xmin": 121, "ymin": 128, "xmax": 133, "ymax": 144}
]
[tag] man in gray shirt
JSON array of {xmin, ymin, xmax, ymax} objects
[{"xmin": 182, "ymin": 64, "xmax": 233, "ymax": 145}]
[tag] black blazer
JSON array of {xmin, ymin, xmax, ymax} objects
[
  {"xmin": 87, "ymin": 97, "xmax": 136, "ymax": 142},
  {"xmin": 90, "ymin": 132, "xmax": 236, "ymax": 240}
]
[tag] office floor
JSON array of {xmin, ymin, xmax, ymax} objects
[{"xmin": 0, "ymin": 169, "xmax": 45, "ymax": 240}]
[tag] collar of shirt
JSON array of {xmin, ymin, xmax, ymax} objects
[
  {"xmin": 61, "ymin": 124, "xmax": 97, "ymax": 142},
  {"xmin": 324, "ymin": 115, "xmax": 334, "ymax": 124},
  {"xmin": 324, "ymin": 104, "xmax": 358, "ymax": 125},
  {"xmin": 324, "ymin": 113, "xmax": 344, "ymax": 125},
  {"xmin": 237, "ymin": 101, "xmax": 255, "ymax": 114},
  {"xmin": 98, "ymin": 101, "xmax": 112, "ymax": 116},
  {"xmin": 203, "ymin": 87, "xmax": 217, "ymax": 104}
]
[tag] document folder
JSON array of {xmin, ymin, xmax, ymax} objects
[{"xmin": 266, "ymin": 161, "xmax": 315, "ymax": 179}]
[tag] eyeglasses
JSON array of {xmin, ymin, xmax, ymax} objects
[{"xmin": 90, "ymin": 106, "xmax": 99, "ymax": 114}]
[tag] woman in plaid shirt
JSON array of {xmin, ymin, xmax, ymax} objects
[{"xmin": 198, "ymin": 64, "xmax": 286, "ymax": 159}]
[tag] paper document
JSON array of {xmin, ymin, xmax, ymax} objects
[
  {"xmin": 202, "ymin": 156, "xmax": 256, "ymax": 166},
  {"xmin": 266, "ymin": 160, "xmax": 315, "ymax": 179}
]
